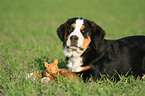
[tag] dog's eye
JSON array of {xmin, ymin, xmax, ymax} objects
[{"xmin": 67, "ymin": 26, "xmax": 73, "ymax": 33}]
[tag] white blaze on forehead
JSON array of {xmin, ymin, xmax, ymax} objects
[
  {"xmin": 75, "ymin": 19, "xmax": 84, "ymax": 31},
  {"xmin": 66, "ymin": 18, "xmax": 84, "ymax": 47}
]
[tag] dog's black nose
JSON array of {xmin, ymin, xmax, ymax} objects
[
  {"xmin": 70, "ymin": 35, "xmax": 78, "ymax": 41},
  {"xmin": 70, "ymin": 35, "xmax": 78, "ymax": 46}
]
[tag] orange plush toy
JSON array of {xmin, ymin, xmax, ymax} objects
[
  {"xmin": 26, "ymin": 59, "xmax": 59, "ymax": 81},
  {"xmin": 42, "ymin": 59, "xmax": 59, "ymax": 81},
  {"xmin": 43, "ymin": 59, "xmax": 91, "ymax": 81},
  {"xmin": 27, "ymin": 59, "xmax": 91, "ymax": 82}
]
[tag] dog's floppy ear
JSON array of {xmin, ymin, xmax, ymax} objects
[
  {"xmin": 85, "ymin": 19, "xmax": 106, "ymax": 50},
  {"xmin": 57, "ymin": 17, "xmax": 78, "ymax": 42},
  {"xmin": 57, "ymin": 21, "xmax": 68, "ymax": 42}
]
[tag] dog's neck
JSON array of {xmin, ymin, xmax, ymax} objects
[{"xmin": 64, "ymin": 46, "xmax": 84, "ymax": 72}]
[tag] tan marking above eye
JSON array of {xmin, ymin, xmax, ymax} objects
[
  {"xmin": 80, "ymin": 25, "xmax": 85, "ymax": 30},
  {"xmin": 71, "ymin": 23, "xmax": 75, "ymax": 28}
]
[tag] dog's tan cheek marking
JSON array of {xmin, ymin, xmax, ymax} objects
[{"xmin": 82, "ymin": 33, "xmax": 91, "ymax": 51}]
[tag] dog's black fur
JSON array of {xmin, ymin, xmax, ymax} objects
[{"xmin": 57, "ymin": 17, "xmax": 145, "ymax": 81}]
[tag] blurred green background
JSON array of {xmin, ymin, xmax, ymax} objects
[
  {"xmin": 0, "ymin": 0, "xmax": 145, "ymax": 95},
  {"xmin": 0, "ymin": 0, "xmax": 144, "ymax": 57}
]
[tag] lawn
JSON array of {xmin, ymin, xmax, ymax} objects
[{"xmin": 0, "ymin": 0, "xmax": 145, "ymax": 95}]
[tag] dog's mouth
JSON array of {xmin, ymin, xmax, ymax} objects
[
  {"xmin": 67, "ymin": 46, "xmax": 83, "ymax": 51},
  {"xmin": 64, "ymin": 45, "xmax": 85, "ymax": 56}
]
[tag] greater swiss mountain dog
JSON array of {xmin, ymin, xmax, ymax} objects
[{"xmin": 57, "ymin": 17, "xmax": 145, "ymax": 81}]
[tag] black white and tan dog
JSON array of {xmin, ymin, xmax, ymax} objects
[{"xmin": 57, "ymin": 17, "xmax": 145, "ymax": 81}]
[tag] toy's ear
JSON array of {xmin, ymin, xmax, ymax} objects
[
  {"xmin": 44, "ymin": 62, "xmax": 49, "ymax": 67},
  {"xmin": 53, "ymin": 59, "xmax": 58, "ymax": 65}
]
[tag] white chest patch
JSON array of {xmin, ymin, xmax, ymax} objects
[
  {"xmin": 64, "ymin": 46, "xmax": 84, "ymax": 72},
  {"xmin": 67, "ymin": 56, "xmax": 83, "ymax": 72}
]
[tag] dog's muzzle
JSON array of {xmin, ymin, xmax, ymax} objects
[{"xmin": 70, "ymin": 35, "xmax": 78, "ymax": 46}]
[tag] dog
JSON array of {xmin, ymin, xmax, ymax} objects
[{"xmin": 57, "ymin": 17, "xmax": 145, "ymax": 81}]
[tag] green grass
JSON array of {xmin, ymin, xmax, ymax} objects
[{"xmin": 0, "ymin": 0, "xmax": 145, "ymax": 95}]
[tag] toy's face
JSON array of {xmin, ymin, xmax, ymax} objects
[
  {"xmin": 46, "ymin": 63, "xmax": 59, "ymax": 74},
  {"xmin": 44, "ymin": 59, "xmax": 59, "ymax": 74}
]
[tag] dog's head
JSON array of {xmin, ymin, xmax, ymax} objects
[{"xmin": 57, "ymin": 17, "xmax": 106, "ymax": 56}]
